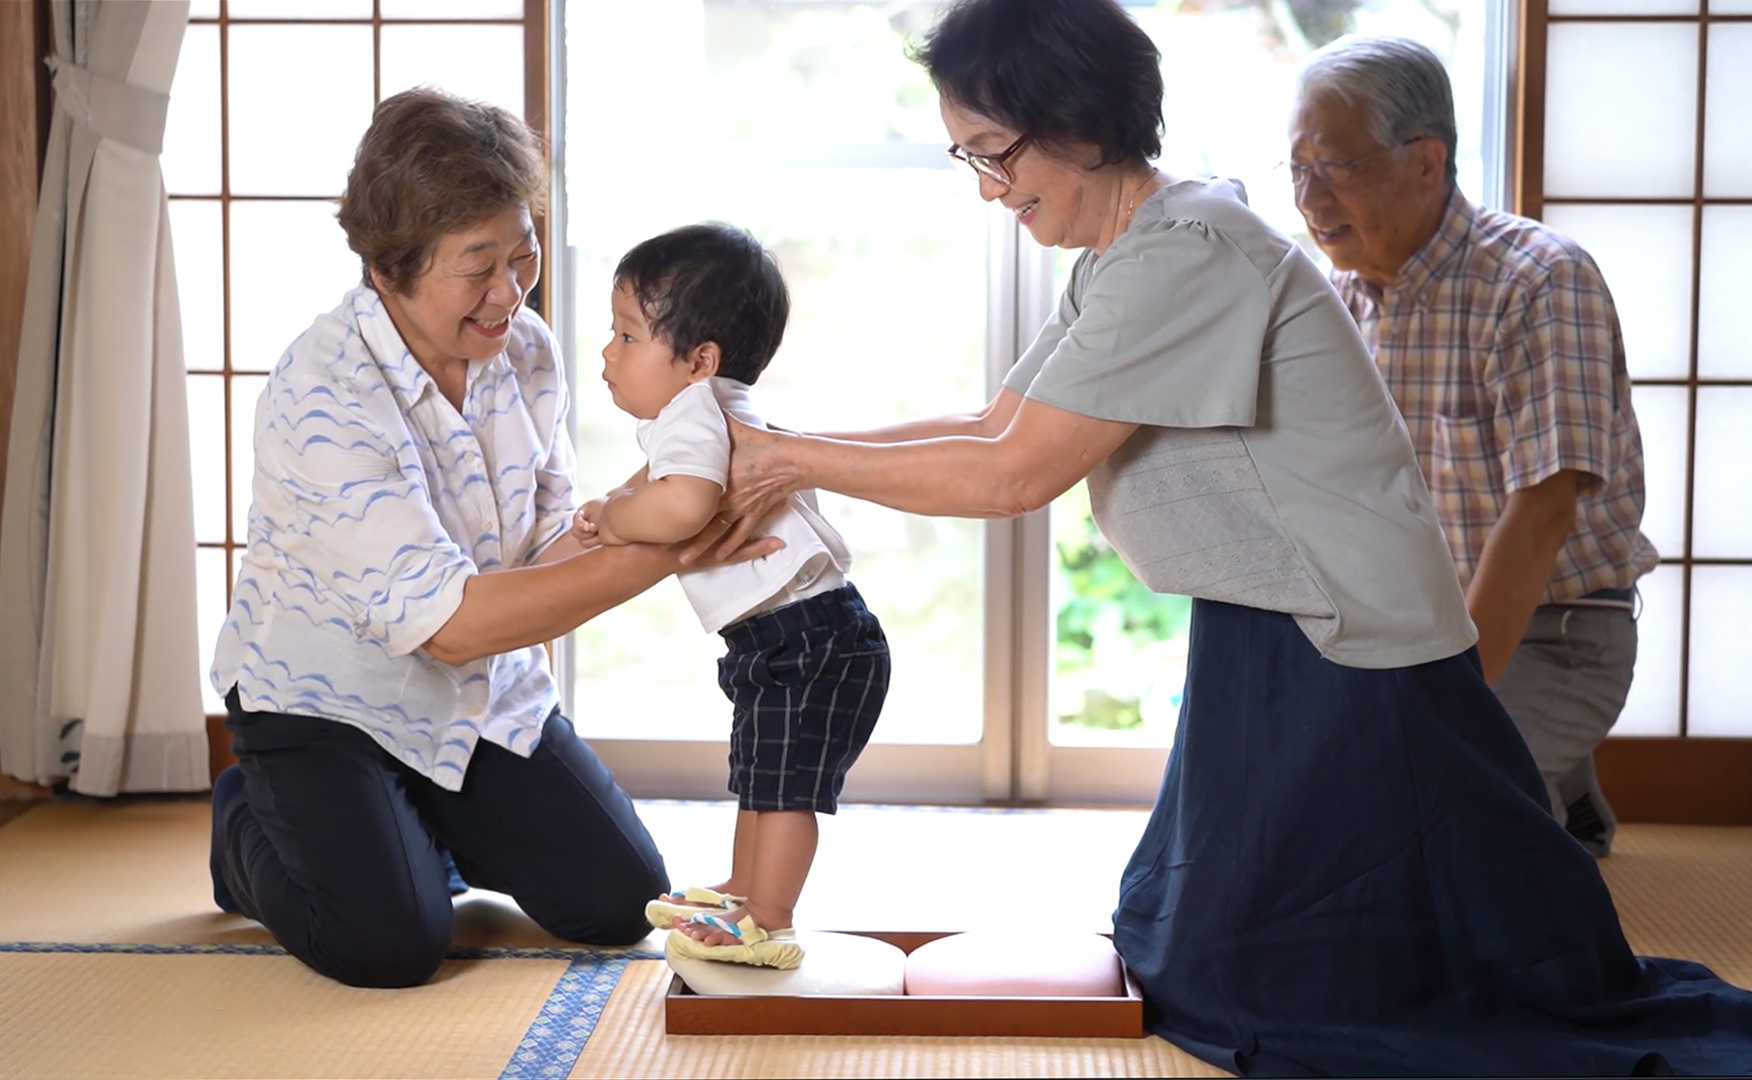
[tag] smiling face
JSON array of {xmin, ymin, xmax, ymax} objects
[
  {"xmin": 602, "ymin": 283, "xmax": 713, "ymax": 420},
  {"xmin": 939, "ymin": 97, "xmax": 1132, "ymax": 254},
  {"xmin": 375, "ymin": 203, "xmax": 540, "ymax": 373},
  {"xmin": 1287, "ymin": 92, "xmax": 1449, "ymax": 287}
]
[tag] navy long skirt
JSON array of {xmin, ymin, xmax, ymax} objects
[{"xmin": 1112, "ymin": 599, "xmax": 1752, "ymax": 1077}]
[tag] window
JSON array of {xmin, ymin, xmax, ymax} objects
[
  {"xmin": 554, "ymin": 0, "xmax": 1506, "ymax": 803},
  {"xmin": 164, "ymin": 0, "xmax": 542, "ymax": 719},
  {"xmin": 564, "ymin": 5, "xmax": 987, "ymax": 755},
  {"xmin": 559, "ymin": 1, "xmax": 999, "ymax": 801},
  {"xmin": 169, "ymin": 0, "xmax": 1606, "ymax": 804},
  {"xmin": 1520, "ymin": 0, "xmax": 1752, "ymax": 736}
]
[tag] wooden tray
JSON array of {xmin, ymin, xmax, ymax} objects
[{"xmin": 663, "ymin": 930, "xmax": 1145, "ymax": 1037}]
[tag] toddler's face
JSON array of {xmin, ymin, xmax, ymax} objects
[{"xmin": 602, "ymin": 283, "xmax": 697, "ymax": 419}]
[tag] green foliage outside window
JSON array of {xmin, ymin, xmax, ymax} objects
[{"xmin": 1053, "ymin": 485, "xmax": 1192, "ymax": 731}]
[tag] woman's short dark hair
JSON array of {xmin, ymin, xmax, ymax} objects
[
  {"xmin": 338, "ymin": 87, "xmax": 548, "ymax": 295},
  {"xmin": 614, "ymin": 223, "xmax": 790, "ymax": 387},
  {"xmin": 916, "ymin": 0, "xmax": 1163, "ymax": 168}
]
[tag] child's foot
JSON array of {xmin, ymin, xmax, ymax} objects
[
  {"xmin": 673, "ymin": 905, "xmax": 750, "ymax": 946},
  {"xmin": 645, "ymin": 885, "xmax": 748, "ymax": 930},
  {"xmin": 672, "ymin": 902, "xmax": 790, "ymax": 946},
  {"xmin": 665, "ymin": 913, "xmax": 803, "ymax": 970}
]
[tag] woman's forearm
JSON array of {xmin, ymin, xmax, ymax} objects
[
  {"xmin": 722, "ymin": 395, "xmax": 1133, "ymax": 532},
  {"xmin": 817, "ymin": 411, "xmax": 998, "ymax": 444},
  {"xmin": 780, "ymin": 432, "xmax": 1040, "ymax": 519},
  {"xmin": 423, "ymin": 542, "xmax": 677, "ymax": 665},
  {"xmin": 812, "ymin": 390, "xmax": 1020, "ymax": 445}
]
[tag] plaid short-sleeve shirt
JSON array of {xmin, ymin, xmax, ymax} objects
[{"xmin": 1333, "ymin": 190, "xmax": 1659, "ymax": 602}]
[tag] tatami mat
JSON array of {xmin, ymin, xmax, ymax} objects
[
  {"xmin": 570, "ymin": 960, "xmax": 1231, "ymax": 1079},
  {"xmin": 1599, "ymin": 824, "xmax": 1752, "ymax": 987},
  {"xmin": 1, "ymin": 798, "xmax": 1749, "ymax": 1079},
  {"xmin": 0, "ymin": 799, "xmax": 584, "ymax": 950},
  {"xmin": 0, "ymin": 951, "xmax": 568, "ymax": 1080}
]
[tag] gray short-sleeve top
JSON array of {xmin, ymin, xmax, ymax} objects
[{"xmin": 1006, "ymin": 179, "xmax": 1476, "ymax": 669}]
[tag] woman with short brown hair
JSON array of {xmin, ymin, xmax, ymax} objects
[
  {"xmin": 338, "ymin": 87, "xmax": 548, "ymax": 294},
  {"xmin": 207, "ymin": 88, "xmax": 773, "ymax": 988}
]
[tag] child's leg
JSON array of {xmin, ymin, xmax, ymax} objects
[
  {"xmin": 745, "ymin": 810, "xmax": 818, "ymax": 930},
  {"xmin": 678, "ymin": 809, "xmax": 817, "ymax": 944},
  {"xmin": 677, "ymin": 588, "xmax": 885, "ymax": 946}
]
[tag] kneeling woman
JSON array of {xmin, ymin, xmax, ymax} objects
[
  {"xmin": 714, "ymin": 0, "xmax": 1752, "ymax": 1073},
  {"xmin": 208, "ymin": 88, "xmax": 773, "ymax": 988}
]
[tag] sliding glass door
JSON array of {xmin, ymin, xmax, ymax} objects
[
  {"xmin": 560, "ymin": 0, "xmax": 1004, "ymax": 800},
  {"xmin": 558, "ymin": 0, "xmax": 1503, "ymax": 805}
]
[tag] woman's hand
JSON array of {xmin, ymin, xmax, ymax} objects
[
  {"xmin": 680, "ymin": 417, "xmax": 802, "ymax": 565},
  {"xmin": 675, "ymin": 512, "xmax": 784, "ymax": 568}
]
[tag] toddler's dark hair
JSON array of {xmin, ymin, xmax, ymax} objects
[{"xmin": 614, "ymin": 223, "xmax": 790, "ymax": 385}]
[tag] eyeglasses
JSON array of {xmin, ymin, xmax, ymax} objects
[
  {"xmin": 1284, "ymin": 136, "xmax": 1428, "ymax": 189},
  {"xmin": 947, "ymin": 133, "xmax": 1031, "ymax": 186}
]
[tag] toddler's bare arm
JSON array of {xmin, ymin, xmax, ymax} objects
[{"xmin": 587, "ymin": 473, "xmax": 723, "ymax": 545}]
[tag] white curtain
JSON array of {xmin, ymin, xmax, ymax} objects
[{"xmin": 0, "ymin": 0, "xmax": 206, "ymax": 795}]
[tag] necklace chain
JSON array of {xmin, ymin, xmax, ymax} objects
[{"xmin": 1122, "ymin": 175, "xmax": 1149, "ymax": 231}]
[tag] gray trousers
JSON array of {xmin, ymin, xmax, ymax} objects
[{"xmin": 1491, "ymin": 603, "xmax": 1637, "ymax": 857}]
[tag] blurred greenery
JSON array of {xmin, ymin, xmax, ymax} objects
[
  {"xmin": 1052, "ymin": 484, "xmax": 1192, "ymax": 732},
  {"xmin": 1056, "ymin": 520, "xmax": 1192, "ymax": 665}
]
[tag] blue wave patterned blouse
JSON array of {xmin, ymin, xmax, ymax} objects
[{"xmin": 210, "ymin": 286, "xmax": 577, "ymax": 789}]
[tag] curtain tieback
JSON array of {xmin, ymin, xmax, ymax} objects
[{"xmin": 47, "ymin": 55, "xmax": 171, "ymax": 156}]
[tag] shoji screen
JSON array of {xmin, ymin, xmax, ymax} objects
[{"xmin": 1521, "ymin": 0, "xmax": 1752, "ymax": 740}]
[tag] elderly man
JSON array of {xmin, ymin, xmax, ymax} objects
[{"xmin": 1288, "ymin": 36, "xmax": 1659, "ymax": 856}]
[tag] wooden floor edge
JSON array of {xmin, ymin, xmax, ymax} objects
[
  {"xmin": 0, "ymin": 800, "xmax": 45, "ymax": 831},
  {"xmin": 1598, "ymin": 737, "xmax": 1752, "ymax": 826}
]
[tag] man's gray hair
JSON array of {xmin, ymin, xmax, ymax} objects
[{"xmin": 1297, "ymin": 35, "xmax": 1458, "ymax": 189}]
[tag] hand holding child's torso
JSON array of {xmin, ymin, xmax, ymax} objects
[{"xmin": 642, "ymin": 379, "xmax": 850, "ymax": 633}]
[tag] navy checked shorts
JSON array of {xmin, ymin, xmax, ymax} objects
[{"xmin": 717, "ymin": 582, "xmax": 890, "ymax": 814}]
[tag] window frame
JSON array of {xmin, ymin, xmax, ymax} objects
[
  {"xmin": 1517, "ymin": 0, "xmax": 1752, "ymax": 819},
  {"xmin": 180, "ymin": 0, "xmax": 550, "ymax": 750}
]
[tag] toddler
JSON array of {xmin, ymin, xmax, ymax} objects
[{"xmin": 576, "ymin": 223, "xmax": 890, "ymax": 969}]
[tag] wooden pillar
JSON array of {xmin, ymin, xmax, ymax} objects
[
  {"xmin": 0, "ymin": 0, "xmax": 48, "ymax": 529},
  {"xmin": 0, "ymin": 0, "xmax": 54, "ymax": 803}
]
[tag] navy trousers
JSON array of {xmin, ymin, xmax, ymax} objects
[{"xmin": 213, "ymin": 690, "xmax": 668, "ymax": 988}]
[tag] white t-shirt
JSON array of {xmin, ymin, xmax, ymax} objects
[
  {"xmin": 1006, "ymin": 179, "xmax": 1477, "ymax": 669},
  {"xmin": 638, "ymin": 378, "xmax": 849, "ymax": 633},
  {"xmin": 210, "ymin": 287, "xmax": 574, "ymax": 789}
]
